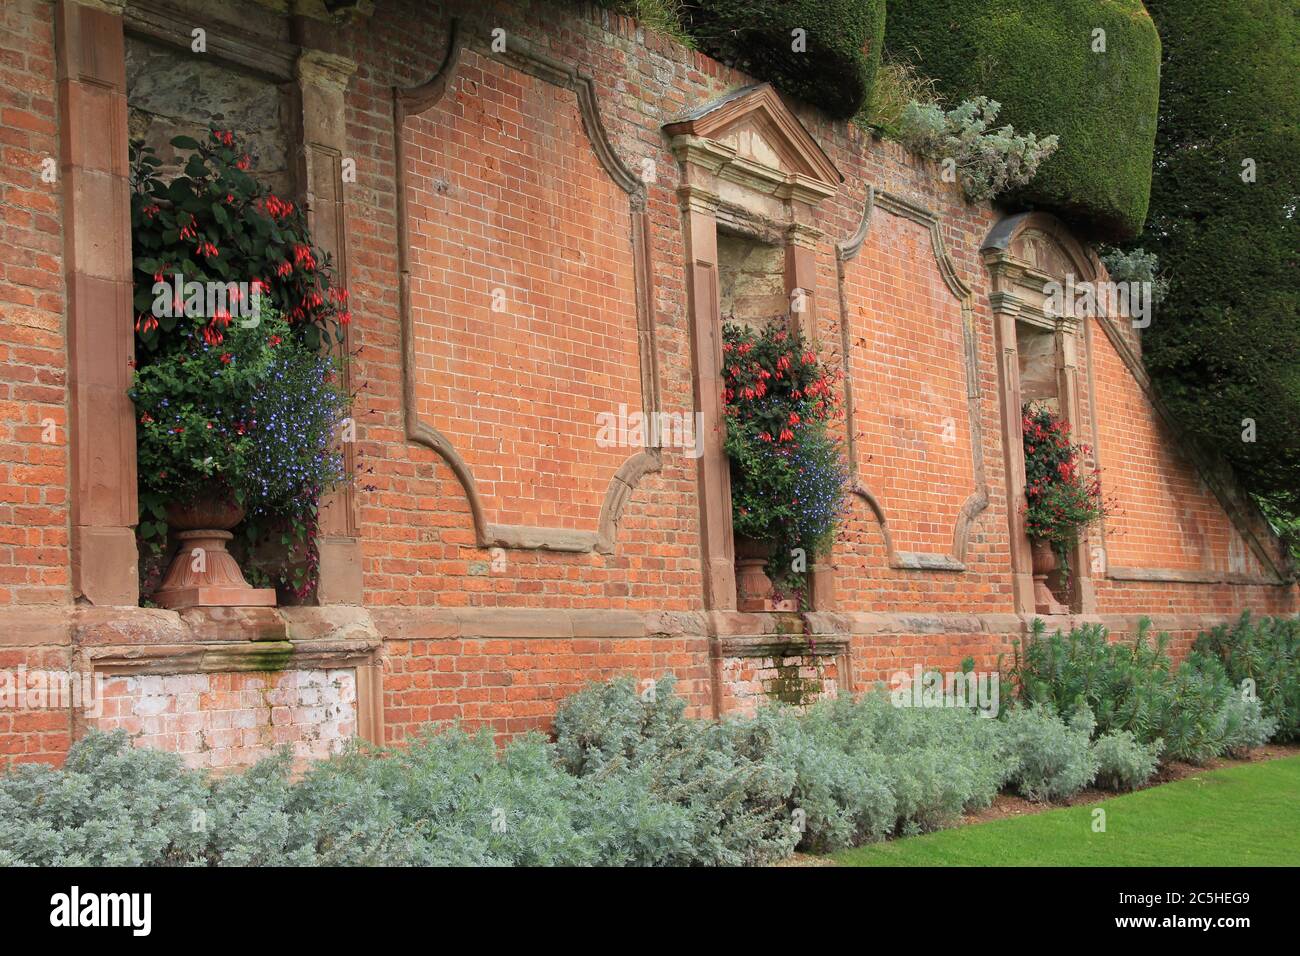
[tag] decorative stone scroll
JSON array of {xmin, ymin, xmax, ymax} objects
[{"xmin": 394, "ymin": 21, "xmax": 660, "ymax": 555}]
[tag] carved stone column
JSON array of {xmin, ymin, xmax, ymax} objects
[
  {"xmin": 291, "ymin": 38, "xmax": 363, "ymax": 604},
  {"xmin": 57, "ymin": 0, "xmax": 138, "ymax": 606},
  {"xmin": 985, "ymin": 289, "xmax": 1037, "ymax": 615},
  {"xmin": 983, "ymin": 212, "xmax": 1102, "ymax": 617}
]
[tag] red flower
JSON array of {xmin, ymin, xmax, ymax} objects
[{"xmin": 219, "ymin": 352, "xmax": 232, "ymax": 365}]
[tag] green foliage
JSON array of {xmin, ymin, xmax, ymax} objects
[
  {"xmin": 723, "ymin": 320, "xmax": 849, "ymax": 596},
  {"xmin": 4, "ymin": 655, "xmax": 1284, "ymax": 866},
  {"xmin": 679, "ymin": 0, "xmax": 886, "ymax": 118},
  {"xmin": 129, "ymin": 309, "xmax": 351, "ymax": 598},
  {"xmin": 1003, "ymin": 703, "xmax": 1099, "ymax": 802},
  {"xmin": 0, "ymin": 731, "xmax": 209, "ymax": 866},
  {"xmin": 1133, "ymin": 0, "xmax": 1300, "ymax": 523},
  {"xmin": 553, "ymin": 676, "xmax": 801, "ymax": 865},
  {"xmin": 886, "ymin": 0, "xmax": 1161, "ymax": 238},
  {"xmin": 1162, "ymin": 653, "xmax": 1275, "ymax": 764},
  {"xmin": 1097, "ymin": 246, "xmax": 1169, "ymax": 305},
  {"xmin": 1092, "ymin": 730, "xmax": 1161, "ymax": 791},
  {"xmin": 1012, "ymin": 619, "xmax": 1285, "ymax": 766},
  {"xmin": 588, "ymin": 0, "xmax": 695, "ymax": 45},
  {"xmin": 1195, "ymin": 613, "xmax": 1300, "ymax": 741},
  {"xmin": 861, "ymin": 55, "xmax": 941, "ymax": 137},
  {"xmin": 837, "ymin": 756, "xmax": 1300, "ymax": 867},
  {"xmin": 895, "ymin": 97, "xmax": 1059, "ymax": 202},
  {"xmin": 130, "ymin": 130, "xmax": 349, "ymax": 354},
  {"xmin": 737, "ymin": 692, "xmax": 1013, "ymax": 849},
  {"xmin": 1012, "ymin": 619, "xmax": 1175, "ymax": 742}
]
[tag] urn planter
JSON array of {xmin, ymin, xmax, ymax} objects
[
  {"xmin": 735, "ymin": 536, "xmax": 797, "ymax": 612},
  {"xmin": 1029, "ymin": 537, "xmax": 1069, "ymax": 616},
  {"xmin": 152, "ymin": 498, "xmax": 277, "ymax": 610}
]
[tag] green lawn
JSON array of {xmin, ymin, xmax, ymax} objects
[{"xmin": 835, "ymin": 756, "xmax": 1300, "ymax": 867}]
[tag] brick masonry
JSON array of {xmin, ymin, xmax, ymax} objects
[
  {"xmin": 0, "ymin": 0, "xmax": 1294, "ymax": 768},
  {"xmin": 89, "ymin": 669, "xmax": 358, "ymax": 769}
]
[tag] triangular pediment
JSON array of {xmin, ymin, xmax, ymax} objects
[{"xmin": 664, "ymin": 84, "xmax": 843, "ymax": 192}]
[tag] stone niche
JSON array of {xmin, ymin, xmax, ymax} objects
[
  {"xmin": 125, "ymin": 35, "xmax": 293, "ymax": 196},
  {"xmin": 717, "ymin": 232, "xmax": 787, "ymax": 331}
]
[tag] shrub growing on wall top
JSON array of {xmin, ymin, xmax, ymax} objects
[
  {"xmin": 885, "ymin": 0, "xmax": 1161, "ymax": 239},
  {"xmin": 677, "ymin": 0, "xmax": 886, "ymax": 118}
]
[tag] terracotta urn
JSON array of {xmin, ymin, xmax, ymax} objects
[
  {"xmin": 152, "ymin": 498, "xmax": 277, "ymax": 610},
  {"xmin": 735, "ymin": 535, "xmax": 797, "ymax": 612},
  {"xmin": 1029, "ymin": 537, "xmax": 1068, "ymax": 616}
]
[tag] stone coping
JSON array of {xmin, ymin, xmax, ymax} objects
[{"xmin": 1, "ymin": 605, "xmax": 1279, "ymax": 649}]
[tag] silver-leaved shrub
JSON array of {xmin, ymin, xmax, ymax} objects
[
  {"xmin": 1091, "ymin": 730, "xmax": 1162, "ymax": 792},
  {"xmin": 896, "ymin": 96, "xmax": 1059, "ymax": 202},
  {"xmin": 1003, "ymin": 703, "xmax": 1099, "ymax": 802}
]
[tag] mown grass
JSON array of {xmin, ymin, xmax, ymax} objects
[{"xmin": 834, "ymin": 756, "xmax": 1300, "ymax": 867}]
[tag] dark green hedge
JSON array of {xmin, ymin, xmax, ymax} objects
[
  {"xmin": 1135, "ymin": 0, "xmax": 1300, "ymax": 516},
  {"xmin": 885, "ymin": 0, "xmax": 1160, "ymax": 239},
  {"xmin": 676, "ymin": 1, "xmax": 886, "ymax": 119}
]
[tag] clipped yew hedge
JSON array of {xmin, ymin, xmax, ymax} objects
[
  {"xmin": 587, "ymin": 1, "xmax": 885, "ymax": 119},
  {"xmin": 885, "ymin": 0, "xmax": 1161, "ymax": 239},
  {"xmin": 1135, "ymin": 0, "xmax": 1300, "ymax": 518}
]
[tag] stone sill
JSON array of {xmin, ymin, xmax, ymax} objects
[{"xmin": 0, "ymin": 605, "xmax": 380, "ymax": 648}]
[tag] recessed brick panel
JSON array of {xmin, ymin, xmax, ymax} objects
[
  {"xmin": 401, "ymin": 48, "xmax": 643, "ymax": 531},
  {"xmin": 842, "ymin": 209, "xmax": 976, "ymax": 555},
  {"xmin": 1091, "ymin": 329, "xmax": 1261, "ymax": 576},
  {"xmin": 90, "ymin": 669, "xmax": 358, "ymax": 770}
]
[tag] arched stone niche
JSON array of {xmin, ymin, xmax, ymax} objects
[{"xmin": 982, "ymin": 212, "xmax": 1103, "ymax": 617}]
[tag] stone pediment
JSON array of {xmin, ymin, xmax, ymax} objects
[{"xmin": 664, "ymin": 84, "xmax": 842, "ymax": 203}]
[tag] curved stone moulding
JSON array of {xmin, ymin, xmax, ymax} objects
[
  {"xmin": 392, "ymin": 19, "xmax": 662, "ymax": 555},
  {"xmin": 836, "ymin": 187, "xmax": 989, "ymax": 572}
]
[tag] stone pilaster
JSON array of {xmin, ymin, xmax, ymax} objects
[
  {"xmin": 57, "ymin": 0, "xmax": 138, "ymax": 606},
  {"xmin": 291, "ymin": 43, "xmax": 363, "ymax": 604}
]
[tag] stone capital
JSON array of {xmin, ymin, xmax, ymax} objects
[{"xmin": 296, "ymin": 48, "xmax": 358, "ymax": 91}]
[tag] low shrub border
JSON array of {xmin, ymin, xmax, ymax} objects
[{"xmin": 3, "ymin": 616, "xmax": 1294, "ymax": 866}]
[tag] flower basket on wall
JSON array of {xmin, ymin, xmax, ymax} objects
[
  {"xmin": 723, "ymin": 319, "xmax": 850, "ymax": 610},
  {"xmin": 129, "ymin": 131, "xmax": 353, "ymax": 607},
  {"xmin": 1022, "ymin": 403, "xmax": 1108, "ymax": 614}
]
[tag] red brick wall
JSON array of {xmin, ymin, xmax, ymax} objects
[
  {"xmin": 842, "ymin": 209, "xmax": 978, "ymax": 558},
  {"xmin": 403, "ymin": 46, "xmax": 644, "ymax": 533},
  {"xmin": 0, "ymin": 0, "xmax": 1294, "ymax": 768},
  {"xmin": 1091, "ymin": 328, "xmax": 1261, "ymax": 576},
  {"xmin": 0, "ymin": 0, "xmax": 69, "ymax": 606}
]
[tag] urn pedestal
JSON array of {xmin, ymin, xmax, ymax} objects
[
  {"xmin": 1030, "ymin": 537, "xmax": 1069, "ymax": 616},
  {"xmin": 735, "ymin": 536, "xmax": 797, "ymax": 612},
  {"xmin": 152, "ymin": 500, "xmax": 277, "ymax": 610}
]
